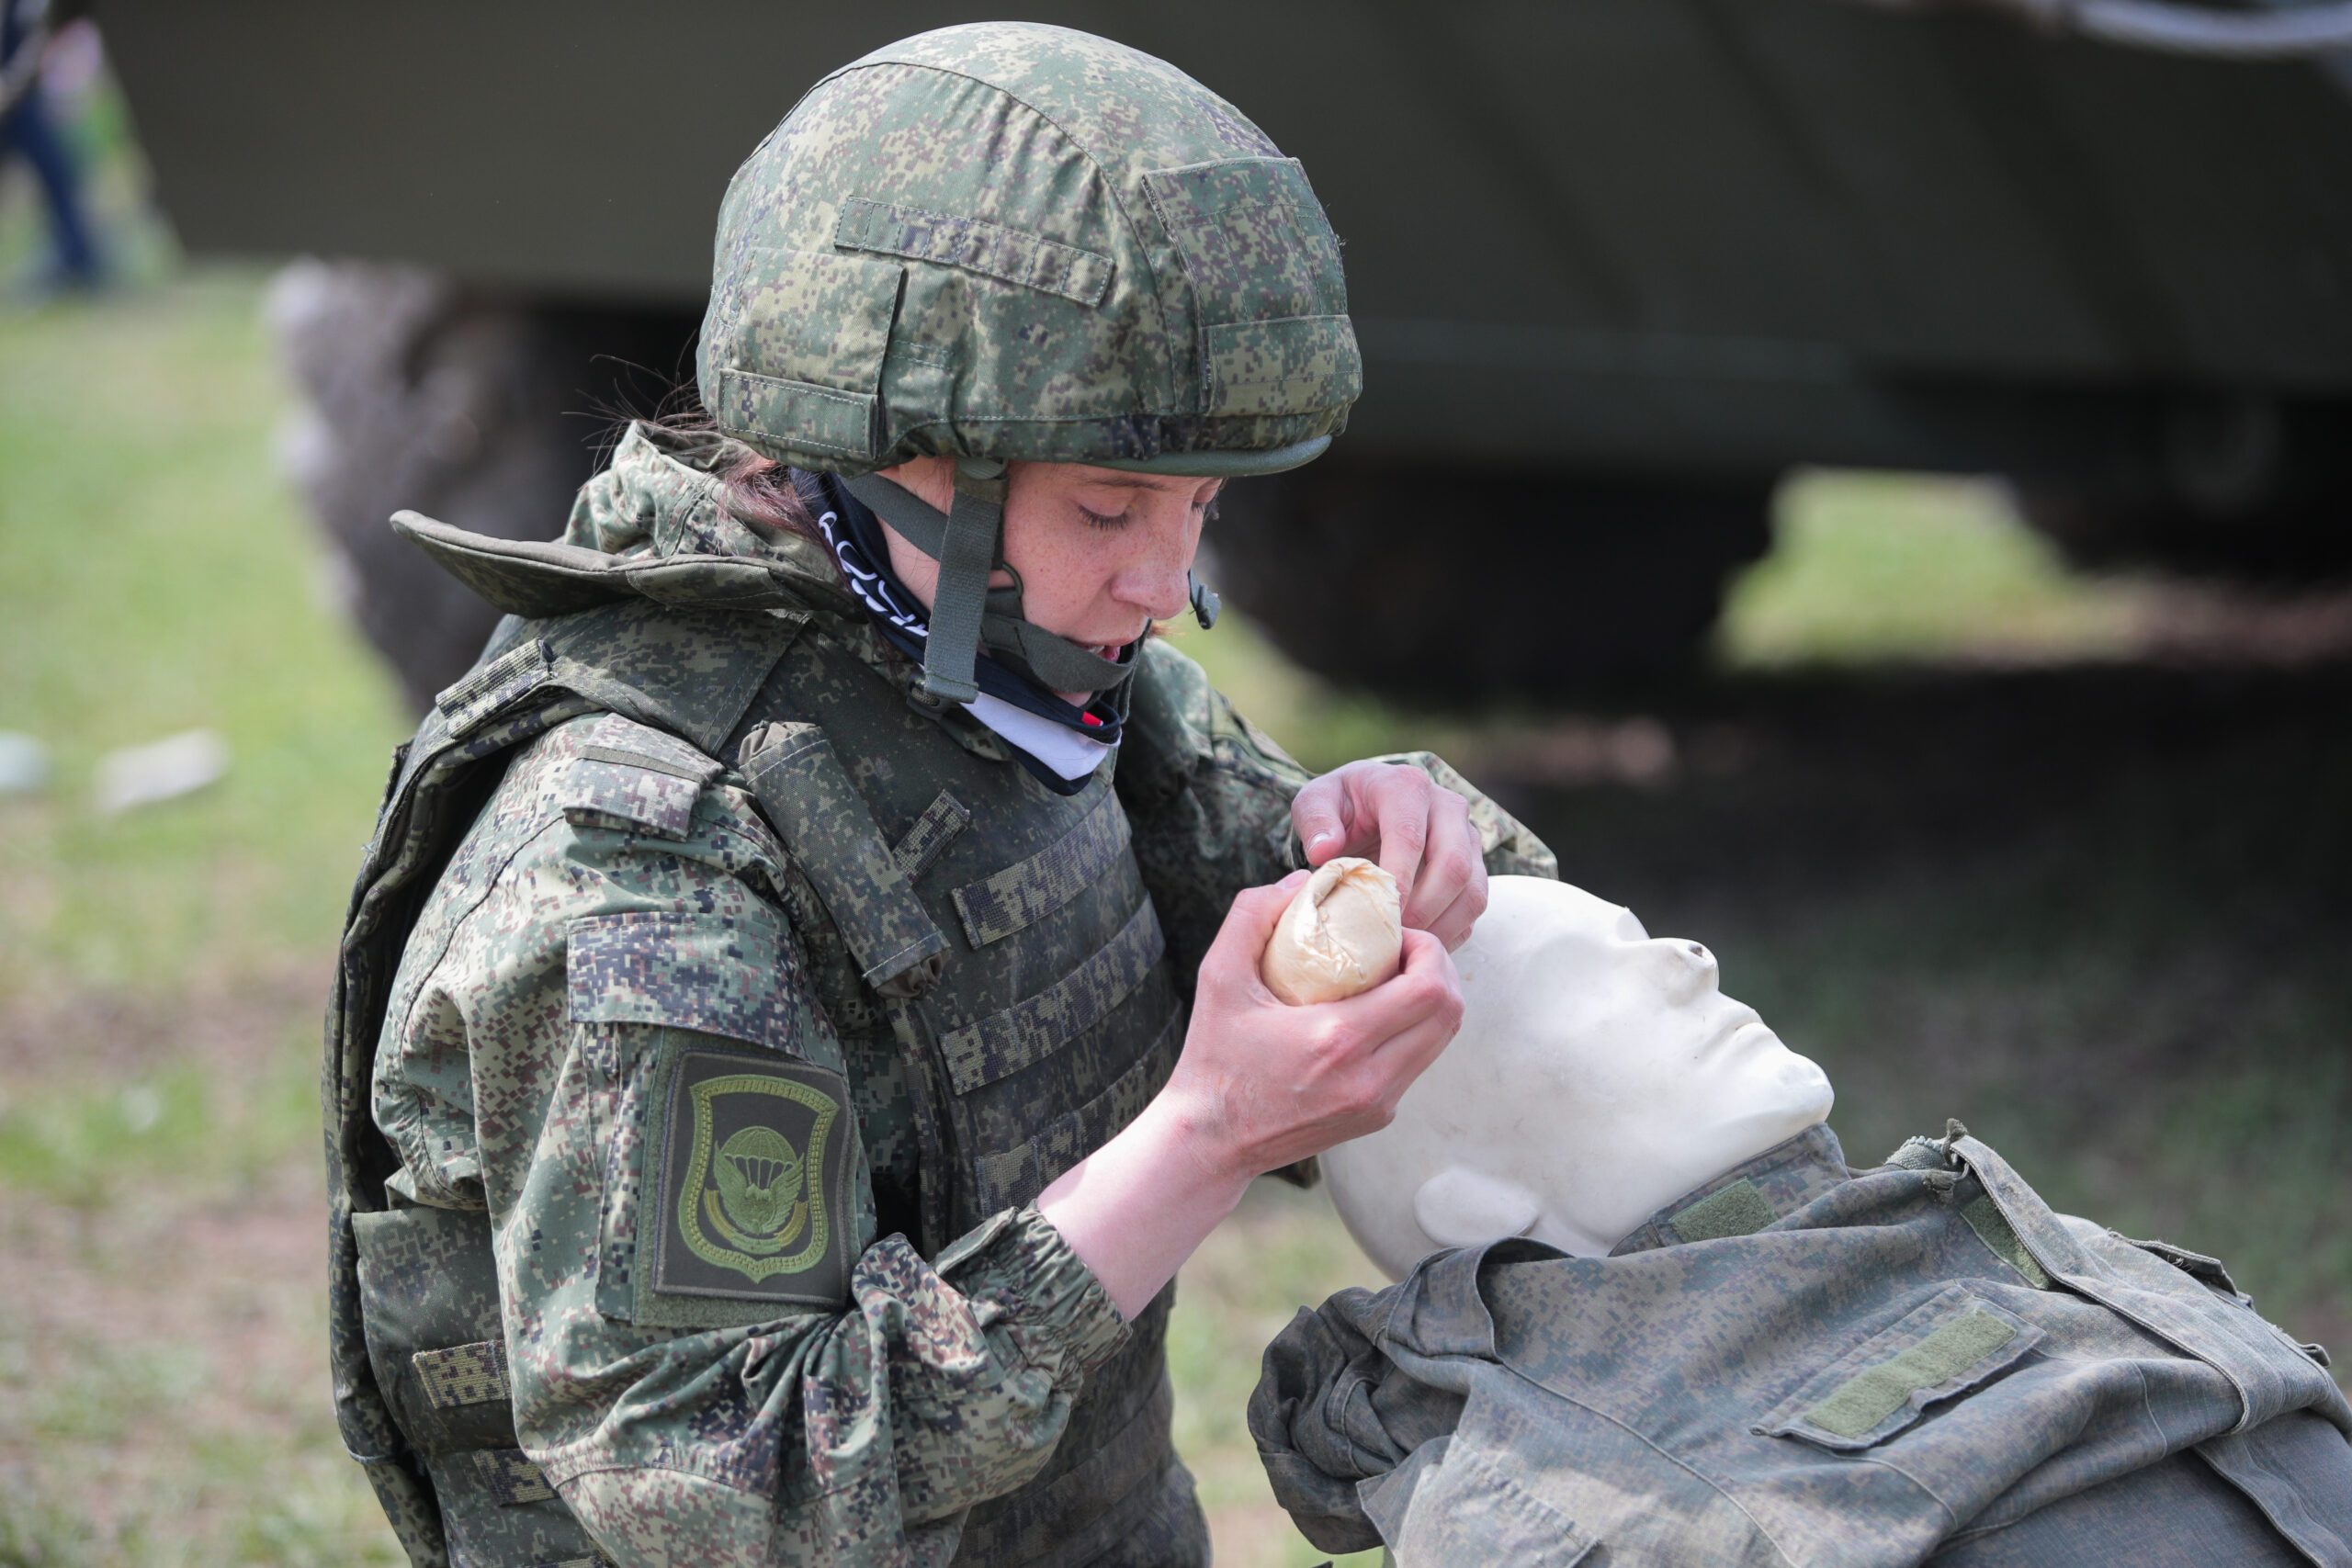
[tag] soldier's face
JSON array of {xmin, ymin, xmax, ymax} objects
[
  {"xmin": 1000, "ymin": 463, "xmax": 1222, "ymax": 697},
  {"xmin": 875, "ymin": 457, "xmax": 1220, "ymax": 702}
]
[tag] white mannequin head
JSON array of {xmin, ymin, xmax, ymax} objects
[{"xmin": 1321, "ymin": 877, "xmax": 1835, "ymax": 1280}]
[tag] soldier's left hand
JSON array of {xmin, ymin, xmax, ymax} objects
[{"xmin": 1291, "ymin": 761, "xmax": 1487, "ymax": 950}]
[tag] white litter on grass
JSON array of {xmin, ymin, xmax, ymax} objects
[
  {"xmin": 0, "ymin": 731, "xmax": 50, "ymax": 796},
  {"xmin": 92, "ymin": 728, "xmax": 230, "ymax": 815}
]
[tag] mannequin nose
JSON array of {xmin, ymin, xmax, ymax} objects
[{"xmin": 1656, "ymin": 938, "xmax": 1718, "ymax": 998}]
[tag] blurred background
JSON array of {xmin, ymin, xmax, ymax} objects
[{"xmin": 4, "ymin": 2, "xmax": 2350, "ymax": 1563}]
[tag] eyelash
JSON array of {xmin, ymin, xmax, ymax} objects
[{"xmin": 1077, "ymin": 498, "xmax": 1221, "ymax": 531}]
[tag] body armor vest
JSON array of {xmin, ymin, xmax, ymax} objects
[
  {"xmin": 328, "ymin": 600, "xmax": 1200, "ymax": 1567},
  {"xmin": 736, "ymin": 629, "xmax": 1196, "ymax": 1566}
]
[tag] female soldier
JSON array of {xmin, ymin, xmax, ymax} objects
[{"xmin": 324, "ymin": 22, "xmax": 1555, "ymax": 1568}]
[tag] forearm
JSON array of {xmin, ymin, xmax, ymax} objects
[{"xmin": 1036, "ymin": 1090, "xmax": 1252, "ymax": 1319}]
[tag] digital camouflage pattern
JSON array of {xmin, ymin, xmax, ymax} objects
[
  {"xmin": 332, "ymin": 422, "xmax": 1557, "ymax": 1565},
  {"xmin": 697, "ymin": 21, "xmax": 1361, "ymax": 474},
  {"xmin": 1252, "ymin": 1124, "xmax": 2352, "ymax": 1567}
]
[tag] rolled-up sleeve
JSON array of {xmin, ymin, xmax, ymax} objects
[{"xmin": 372, "ymin": 724, "xmax": 1128, "ymax": 1565}]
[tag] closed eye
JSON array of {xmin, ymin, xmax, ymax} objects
[{"xmin": 1080, "ymin": 506, "xmax": 1136, "ymax": 531}]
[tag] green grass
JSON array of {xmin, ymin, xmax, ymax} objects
[
  {"xmin": 0, "ymin": 272, "xmax": 408, "ymax": 998},
  {"xmin": 1718, "ymin": 469, "xmax": 2154, "ymax": 668}
]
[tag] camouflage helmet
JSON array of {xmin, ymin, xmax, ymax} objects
[{"xmin": 695, "ymin": 22, "xmax": 1362, "ymax": 706}]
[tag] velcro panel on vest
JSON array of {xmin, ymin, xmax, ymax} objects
[
  {"xmin": 974, "ymin": 1008, "xmax": 1183, "ymax": 1212},
  {"xmin": 951, "ymin": 788, "xmax": 1133, "ymax": 949},
  {"xmin": 435, "ymin": 638, "xmax": 555, "ymax": 738},
  {"xmin": 413, "ymin": 1339, "xmax": 512, "ymax": 1410},
  {"xmin": 474, "ymin": 1449, "xmax": 557, "ymax": 1506},
  {"xmin": 739, "ymin": 721, "xmax": 948, "ymax": 998},
  {"xmin": 351, "ymin": 1202, "xmax": 521, "ymax": 1461},
  {"xmin": 424, "ymin": 1443, "xmax": 606, "ymax": 1566},
  {"xmin": 891, "ymin": 789, "xmax": 971, "ymax": 884},
  {"xmin": 940, "ymin": 898, "xmax": 1167, "ymax": 1095}
]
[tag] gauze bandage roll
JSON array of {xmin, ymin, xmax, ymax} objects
[{"xmin": 1260, "ymin": 858, "xmax": 1404, "ymax": 1005}]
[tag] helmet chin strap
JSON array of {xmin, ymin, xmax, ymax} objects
[{"xmin": 839, "ymin": 463, "xmax": 1217, "ymax": 710}]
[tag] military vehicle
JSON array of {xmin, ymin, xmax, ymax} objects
[{"xmin": 99, "ymin": 0, "xmax": 2352, "ymax": 709}]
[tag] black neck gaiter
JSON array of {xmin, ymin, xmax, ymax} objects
[{"xmin": 802, "ymin": 473, "xmax": 1133, "ymax": 782}]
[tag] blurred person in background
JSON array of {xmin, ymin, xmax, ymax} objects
[
  {"xmin": 323, "ymin": 21, "xmax": 1554, "ymax": 1568},
  {"xmin": 0, "ymin": 0, "xmax": 102, "ymax": 295}
]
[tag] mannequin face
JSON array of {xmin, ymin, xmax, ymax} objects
[
  {"xmin": 1321, "ymin": 877, "xmax": 1835, "ymax": 1280},
  {"xmin": 876, "ymin": 457, "xmax": 1218, "ymax": 701}
]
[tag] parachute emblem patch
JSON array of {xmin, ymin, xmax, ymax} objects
[{"xmin": 646, "ymin": 1045, "xmax": 853, "ymax": 1312}]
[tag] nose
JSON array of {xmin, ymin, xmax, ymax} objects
[
  {"xmin": 1112, "ymin": 519, "xmax": 1199, "ymax": 624},
  {"xmin": 1651, "ymin": 937, "xmax": 1719, "ymax": 1000}
]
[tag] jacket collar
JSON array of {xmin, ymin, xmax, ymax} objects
[{"xmin": 1610, "ymin": 1122, "xmax": 1850, "ymax": 1257}]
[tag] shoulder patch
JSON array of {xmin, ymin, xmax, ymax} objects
[
  {"xmin": 551, "ymin": 713, "xmax": 724, "ymax": 840},
  {"xmin": 639, "ymin": 1038, "xmax": 856, "ymax": 1320}
]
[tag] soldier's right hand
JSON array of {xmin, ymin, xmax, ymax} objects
[{"xmin": 1159, "ymin": 872, "xmax": 1464, "ymax": 1183}]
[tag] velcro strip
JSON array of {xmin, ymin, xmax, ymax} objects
[
  {"xmin": 952, "ymin": 791, "xmax": 1131, "ymax": 949},
  {"xmin": 474, "ymin": 1448, "xmax": 557, "ymax": 1506},
  {"xmin": 413, "ymin": 1338, "xmax": 510, "ymax": 1410},
  {"xmin": 940, "ymin": 900, "xmax": 1166, "ymax": 1095},
  {"xmin": 836, "ymin": 197, "xmax": 1114, "ymax": 307},
  {"xmin": 435, "ymin": 639, "xmax": 554, "ymax": 737},
  {"xmin": 974, "ymin": 1009, "xmax": 1182, "ymax": 1212},
  {"xmin": 1963, "ymin": 1195, "xmax": 2052, "ymax": 1288},
  {"xmin": 1804, "ymin": 1310, "xmax": 2019, "ymax": 1438},
  {"xmin": 892, "ymin": 790, "xmax": 972, "ymax": 884},
  {"xmin": 1671, "ymin": 1179, "xmax": 1775, "ymax": 1242}
]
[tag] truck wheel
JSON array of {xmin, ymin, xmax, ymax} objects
[
  {"xmin": 1206, "ymin": 464, "xmax": 1775, "ymax": 704},
  {"xmin": 2020, "ymin": 396, "xmax": 2352, "ymax": 584},
  {"xmin": 266, "ymin": 260, "xmax": 696, "ymax": 713}
]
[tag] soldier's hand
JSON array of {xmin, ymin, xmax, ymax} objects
[
  {"xmin": 1159, "ymin": 873, "xmax": 1464, "ymax": 1182},
  {"xmin": 1290, "ymin": 761, "xmax": 1488, "ymax": 949}
]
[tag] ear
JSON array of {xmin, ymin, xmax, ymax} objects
[{"xmin": 1412, "ymin": 1168, "xmax": 1541, "ymax": 1250}]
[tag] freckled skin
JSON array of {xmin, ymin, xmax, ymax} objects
[{"xmin": 876, "ymin": 456, "xmax": 1219, "ymax": 704}]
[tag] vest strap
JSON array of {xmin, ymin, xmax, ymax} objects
[
  {"xmin": 951, "ymin": 787, "xmax": 1132, "ymax": 948},
  {"xmin": 974, "ymin": 1008, "xmax": 1182, "ymax": 1211},
  {"xmin": 473, "ymin": 1448, "xmax": 557, "ymax": 1506},
  {"xmin": 939, "ymin": 897, "xmax": 1165, "ymax": 1095},
  {"xmin": 891, "ymin": 789, "xmax": 971, "ymax": 883},
  {"xmin": 413, "ymin": 1340, "xmax": 511, "ymax": 1410},
  {"xmin": 739, "ymin": 720, "xmax": 949, "ymax": 998}
]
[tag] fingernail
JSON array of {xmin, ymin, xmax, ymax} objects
[{"xmin": 1308, "ymin": 831, "xmax": 1336, "ymax": 852}]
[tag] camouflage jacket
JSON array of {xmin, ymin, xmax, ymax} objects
[
  {"xmin": 1251, "ymin": 1124, "xmax": 2352, "ymax": 1567},
  {"xmin": 364, "ymin": 423, "xmax": 1556, "ymax": 1564}
]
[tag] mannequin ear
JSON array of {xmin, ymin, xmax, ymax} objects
[{"xmin": 1413, "ymin": 1168, "xmax": 1541, "ymax": 1250}]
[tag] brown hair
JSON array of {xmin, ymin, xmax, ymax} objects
[{"xmin": 623, "ymin": 401, "xmax": 826, "ymax": 546}]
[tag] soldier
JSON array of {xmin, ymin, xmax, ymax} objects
[
  {"xmin": 321, "ymin": 21, "xmax": 1555, "ymax": 1568},
  {"xmin": 1253, "ymin": 877, "xmax": 2352, "ymax": 1565}
]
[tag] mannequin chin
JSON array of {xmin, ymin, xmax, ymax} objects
[{"xmin": 1321, "ymin": 877, "xmax": 1836, "ymax": 1282}]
